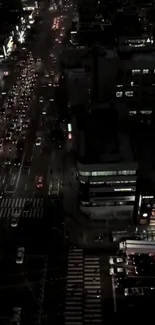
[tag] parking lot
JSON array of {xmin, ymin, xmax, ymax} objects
[{"xmin": 108, "ymin": 239, "xmax": 155, "ymax": 316}]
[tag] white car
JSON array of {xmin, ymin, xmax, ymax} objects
[
  {"xmin": 10, "ymin": 307, "xmax": 21, "ymax": 325},
  {"xmin": 109, "ymin": 267, "xmax": 125, "ymax": 276},
  {"xmin": 109, "ymin": 256, "xmax": 126, "ymax": 265},
  {"xmin": 16, "ymin": 247, "xmax": 25, "ymax": 264},
  {"xmin": 42, "ymin": 108, "xmax": 46, "ymax": 115},
  {"xmin": 39, "ymin": 96, "xmax": 43, "ymax": 103},
  {"xmin": 36, "ymin": 137, "xmax": 42, "ymax": 146},
  {"xmin": 11, "ymin": 210, "xmax": 21, "ymax": 227}
]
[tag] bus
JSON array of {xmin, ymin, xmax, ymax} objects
[
  {"xmin": 48, "ymin": 178, "xmax": 61, "ymax": 198},
  {"xmin": 53, "ymin": 72, "xmax": 60, "ymax": 87}
]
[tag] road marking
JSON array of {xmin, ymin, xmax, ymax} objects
[
  {"xmin": 14, "ymin": 152, "xmax": 25, "ymax": 192},
  {"xmin": 0, "ymin": 197, "xmax": 44, "ymax": 219},
  {"xmin": 11, "ymin": 174, "xmax": 16, "ymax": 186},
  {"xmin": 112, "ymin": 276, "xmax": 117, "ymax": 313}
]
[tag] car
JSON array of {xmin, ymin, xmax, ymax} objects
[
  {"xmin": 109, "ymin": 267, "xmax": 126, "ymax": 276},
  {"xmin": 23, "ymin": 121, "xmax": 29, "ymax": 128},
  {"xmin": 16, "ymin": 140, "xmax": 24, "ymax": 151},
  {"xmin": 0, "ymin": 138, "xmax": 4, "ymax": 147},
  {"xmin": 42, "ymin": 107, "xmax": 47, "ymax": 115},
  {"xmin": 12, "ymin": 114, "xmax": 19, "ymax": 122},
  {"xmin": 36, "ymin": 176, "xmax": 43, "ymax": 188},
  {"xmin": 12, "ymin": 137, "xmax": 18, "ymax": 144},
  {"xmin": 10, "ymin": 307, "xmax": 21, "ymax": 325},
  {"xmin": 0, "ymin": 192, "xmax": 3, "ymax": 199},
  {"xmin": 13, "ymin": 157, "xmax": 21, "ymax": 167},
  {"xmin": 5, "ymin": 132, "xmax": 12, "ymax": 141},
  {"xmin": 9, "ymin": 123, "xmax": 16, "ymax": 131},
  {"xmin": 39, "ymin": 96, "xmax": 43, "ymax": 103},
  {"xmin": 0, "ymin": 108, "xmax": 5, "ymax": 116},
  {"xmin": 11, "ymin": 210, "xmax": 20, "ymax": 227},
  {"xmin": 24, "ymin": 200, "xmax": 32, "ymax": 212},
  {"xmin": 109, "ymin": 256, "xmax": 126, "ymax": 265},
  {"xmin": 36, "ymin": 137, "xmax": 42, "ymax": 146},
  {"xmin": 16, "ymin": 125, "xmax": 22, "ymax": 132},
  {"xmin": 5, "ymin": 158, "xmax": 11, "ymax": 166},
  {"xmin": 21, "ymin": 131, "xmax": 26, "ymax": 140},
  {"xmin": 21, "ymin": 111, "xmax": 26, "ymax": 118},
  {"xmin": 16, "ymin": 247, "xmax": 25, "ymax": 264},
  {"xmin": 6, "ymin": 113, "xmax": 11, "ymax": 120},
  {"xmin": 23, "ymin": 160, "xmax": 31, "ymax": 169}
]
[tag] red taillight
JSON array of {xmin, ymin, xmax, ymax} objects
[{"xmin": 37, "ymin": 183, "xmax": 42, "ymax": 188}]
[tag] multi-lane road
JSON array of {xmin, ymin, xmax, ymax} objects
[{"xmin": 0, "ymin": 0, "xmax": 74, "ymax": 221}]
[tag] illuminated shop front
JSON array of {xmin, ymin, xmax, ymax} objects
[
  {"xmin": 22, "ymin": 0, "xmax": 38, "ymax": 11},
  {"xmin": 15, "ymin": 20, "xmax": 27, "ymax": 44},
  {"xmin": 3, "ymin": 36, "xmax": 16, "ymax": 58}
]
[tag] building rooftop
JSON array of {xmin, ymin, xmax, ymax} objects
[
  {"xmin": 112, "ymin": 10, "xmax": 143, "ymax": 37},
  {"xmin": 78, "ymin": 108, "xmax": 137, "ymax": 164},
  {"xmin": 131, "ymin": 51, "xmax": 155, "ymax": 61}
]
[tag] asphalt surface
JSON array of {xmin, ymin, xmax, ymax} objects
[
  {"xmin": 0, "ymin": 1, "xmax": 74, "ymax": 324},
  {"xmin": 0, "ymin": 1, "xmax": 73, "ymax": 205}
]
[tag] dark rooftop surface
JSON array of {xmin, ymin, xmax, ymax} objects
[{"xmin": 77, "ymin": 108, "xmax": 136, "ymax": 164}]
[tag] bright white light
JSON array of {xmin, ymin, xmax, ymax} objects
[
  {"xmin": 3, "ymin": 46, "xmax": 6, "ymax": 57},
  {"xmin": 19, "ymin": 33, "xmax": 25, "ymax": 43},
  {"xmin": 68, "ymin": 123, "xmax": 72, "ymax": 132},
  {"xmin": 143, "ymin": 213, "xmax": 148, "ymax": 217}
]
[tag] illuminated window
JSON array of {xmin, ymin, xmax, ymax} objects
[
  {"xmin": 90, "ymin": 171, "xmax": 118, "ymax": 176},
  {"xmin": 116, "ymin": 91, "xmax": 123, "ymax": 97},
  {"xmin": 129, "ymin": 110, "xmax": 137, "ymax": 115},
  {"xmin": 143, "ymin": 69, "xmax": 149, "ymax": 74},
  {"xmin": 114, "ymin": 188, "xmax": 134, "ymax": 192},
  {"xmin": 132, "ymin": 69, "xmax": 140, "ymax": 75},
  {"xmin": 140, "ymin": 110, "xmax": 152, "ymax": 115},
  {"xmin": 118, "ymin": 170, "xmax": 136, "ymax": 176},
  {"xmin": 125, "ymin": 91, "xmax": 133, "ymax": 97},
  {"xmin": 79, "ymin": 171, "xmax": 90, "ymax": 176}
]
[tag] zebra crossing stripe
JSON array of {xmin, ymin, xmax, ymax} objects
[
  {"xmin": 0, "ymin": 197, "xmax": 44, "ymax": 219},
  {"xmin": 84, "ymin": 257, "xmax": 102, "ymax": 325},
  {"xmin": 65, "ymin": 249, "xmax": 83, "ymax": 325}
]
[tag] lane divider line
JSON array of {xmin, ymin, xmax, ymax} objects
[{"xmin": 14, "ymin": 152, "xmax": 26, "ymax": 193}]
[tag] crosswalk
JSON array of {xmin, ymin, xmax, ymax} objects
[
  {"xmin": 84, "ymin": 257, "xmax": 102, "ymax": 325},
  {"xmin": 65, "ymin": 248, "xmax": 103, "ymax": 325},
  {"xmin": 65, "ymin": 248, "xmax": 83, "ymax": 325},
  {"xmin": 0, "ymin": 197, "xmax": 44, "ymax": 219}
]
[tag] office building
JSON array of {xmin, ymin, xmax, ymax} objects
[
  {"xmin": 76, "ymin": 108, "xmax": 138, "ymax": 227},
  {"xmin": 0, "ymin": 0, "xmax": 22, "ymax": 25}
]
